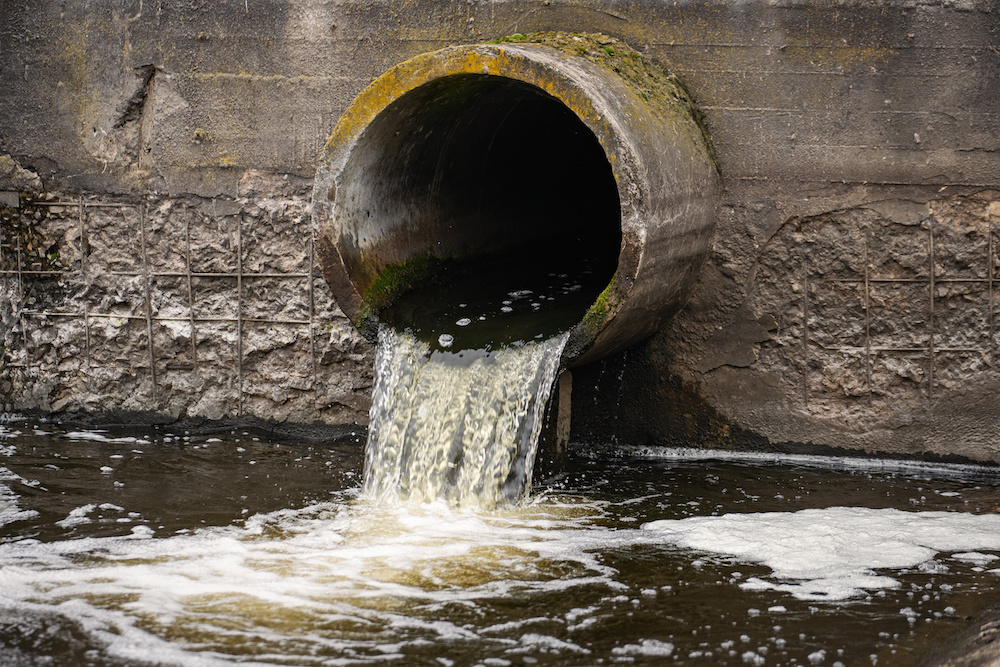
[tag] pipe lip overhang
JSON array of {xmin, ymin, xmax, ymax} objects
[{"xmin": 314, "ymin": 34, "xmax": 718, "ymax": 367}]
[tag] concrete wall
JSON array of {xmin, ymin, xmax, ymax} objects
[{"xmin": 2, "ymin": 0, "xmax": 1000, "ymax": 461}]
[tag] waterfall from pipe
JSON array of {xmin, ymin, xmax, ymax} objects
[{"xmin": 363, "ymin": 326, "xmax": 568, "ymax": 508}]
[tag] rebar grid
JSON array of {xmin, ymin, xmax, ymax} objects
[
  {"xmin": 3, "ymin": 199, "xmax": 322, "ymax": 416},
  {"xmin": 800, "ymin": 201, "xmax": 997, "ymax": 406}
]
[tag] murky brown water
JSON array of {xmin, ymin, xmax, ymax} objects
[{"xmin": 2, "ymin": 417, "xmax": 1000, "ymax": 666}]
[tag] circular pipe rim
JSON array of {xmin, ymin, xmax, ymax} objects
[{"xmin": 313, "ymin": 34, "xmax": 718, "ymax": 367}]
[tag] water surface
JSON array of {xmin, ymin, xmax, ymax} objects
[{"xmin": 2, "ymin": 418, "xmax": 1000, "ymax": 666}]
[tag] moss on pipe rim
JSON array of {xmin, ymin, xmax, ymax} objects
[
  {"xmin": 489, "ymin": 32, "xmax": 718, "ymax": 172},
  {"xmin": 353, "ymin": 254, "xmax": 443, "ymax": 339}
]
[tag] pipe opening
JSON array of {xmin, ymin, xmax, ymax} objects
[
  {"xmin": 317, "ymin": 35, "xmax": 719, "ymax": 365},
  {"xmin": 337, "ymin": 74, "xmax": 621, "ymax": 352}
]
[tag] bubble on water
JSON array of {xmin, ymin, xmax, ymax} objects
[
  {"xmin": 612, "ymin": 638, "xmax": 674, "ymax": 657},
  {"xmin": 438, "ymin": 333, "xmax": 454, "ymax": 347},
  {"xmin": 918, "ymin": 559, "xmax": 949, "ymax": 574},
  {"xmin": 455, "ymin": 318, "xmax": 472, "ymax": 327},
  {"xmin": 808, "ymin": 649, "xmax": 827, "ymax": 664},
  {"xmin": 952, "ymin": 552, "xmax": 999, "ymax": 565}
]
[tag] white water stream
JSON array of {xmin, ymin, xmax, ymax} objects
[{"xmin": 363, "ymin": 326, "xmax": 568, "ymax": 508}]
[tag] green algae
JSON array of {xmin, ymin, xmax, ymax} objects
[
  {"xmin": 487, "ymin": 31, "xmax": 718, "ymax": 172},
  {"xmin": 579, "ymin": 276, "xmax": 621, "ymax": 340},
  {"xmin": 354, "ymin": 254, "xmax": 444, "ymax": 335}
]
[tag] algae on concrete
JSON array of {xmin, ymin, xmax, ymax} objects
[{"xmin": 489, "ymin": 32, "xmax": 718, "ymax": 171}]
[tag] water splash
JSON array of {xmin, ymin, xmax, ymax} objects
[{"xmin": 363, "ymin": 326, "xmax": 568, "ymax": 508}]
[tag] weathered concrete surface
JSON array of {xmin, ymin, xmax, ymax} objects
[
  {"xmin": 0, "ymin": 165, "xmax": 373, "ymax": 424},
  {"xmin": 2, "ymin": 0, "xmax": 1000, "ymax": 463},
  {"xmin": 573, "ymin": 187, "xmax": 1000, "ymax": 462}
]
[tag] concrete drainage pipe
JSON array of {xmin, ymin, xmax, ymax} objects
[{"xmin": 313, "ymin": 32, "xmax": 718, "ymax": 366}]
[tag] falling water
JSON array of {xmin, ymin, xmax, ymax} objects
[
  {"xmin": 358, "ymin": 248, "xmax": 606, "ymax": 509},
  {"xmin": 363, "ymin": 326, "xmax": 568, "ymax": 508}
]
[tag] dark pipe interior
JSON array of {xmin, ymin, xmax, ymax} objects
[{"xmin": 339, "ymin": 74, "xmax": 622, "ymax": 351}]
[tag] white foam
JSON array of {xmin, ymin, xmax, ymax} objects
[
  {"xmin": 0, "ymin": 489, "xmax": 38, "ymax": 527},
  {"xmin": 55, "ymin": 503, "xmax": 128, "ymax": 528},
  {"xmin": 643, "ymin": 507, "xmax": 1000, "ymax": 600},
  {"xmin": 7, "ymin": 493, "xmax": 1000, "ymax": 662},
  {"xmin": 0, "ymin": 496, "xmax": 627, "ymax": 663},
  {"xmin": 605, "ymin": 444, "xmax": 999, "ymax": 479},
  {"xmin": 64, "ymin": 431, "xmax": 152, "ymax": 445},
  {"xmin": 952, "ymin": 551, "xmax": 999, "ymax": 565},
  {"xmin": 611, "ymin": 638, "xmax": 674, "ymax": 657},
  {"xmin": 0, "ymin": 467, "xmax": 40, "ymax": 527},
  {"xmin": 517, "ymin": 633, "xmax": 590, "ymax": 654}
]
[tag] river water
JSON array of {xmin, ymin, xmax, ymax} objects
[{"xmin": 3, "ymin": 416, "xmax": 1000, "ymax": 666}]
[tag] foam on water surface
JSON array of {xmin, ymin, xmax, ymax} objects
[
  {"xmin": 64, "ymin": 431, "xmax": 153, "ymax": 445},
  {"xmin": 4, "ymin": 422, "xmax": 1000, "ymax": 665},
  {"xmin": 0, "ymin": 496, "xmax": 628, "ymax": 664},
  {"xmin": 643, "ymin": 507, "xmax": 1000, "ymax": 600},
  {"xmin": 3, "ymin": 492, "xmax": 1000, "ymax": 664},
  {"xmin": 1, "ymin": 466, "xmax": 40, "ymax": 528}
]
